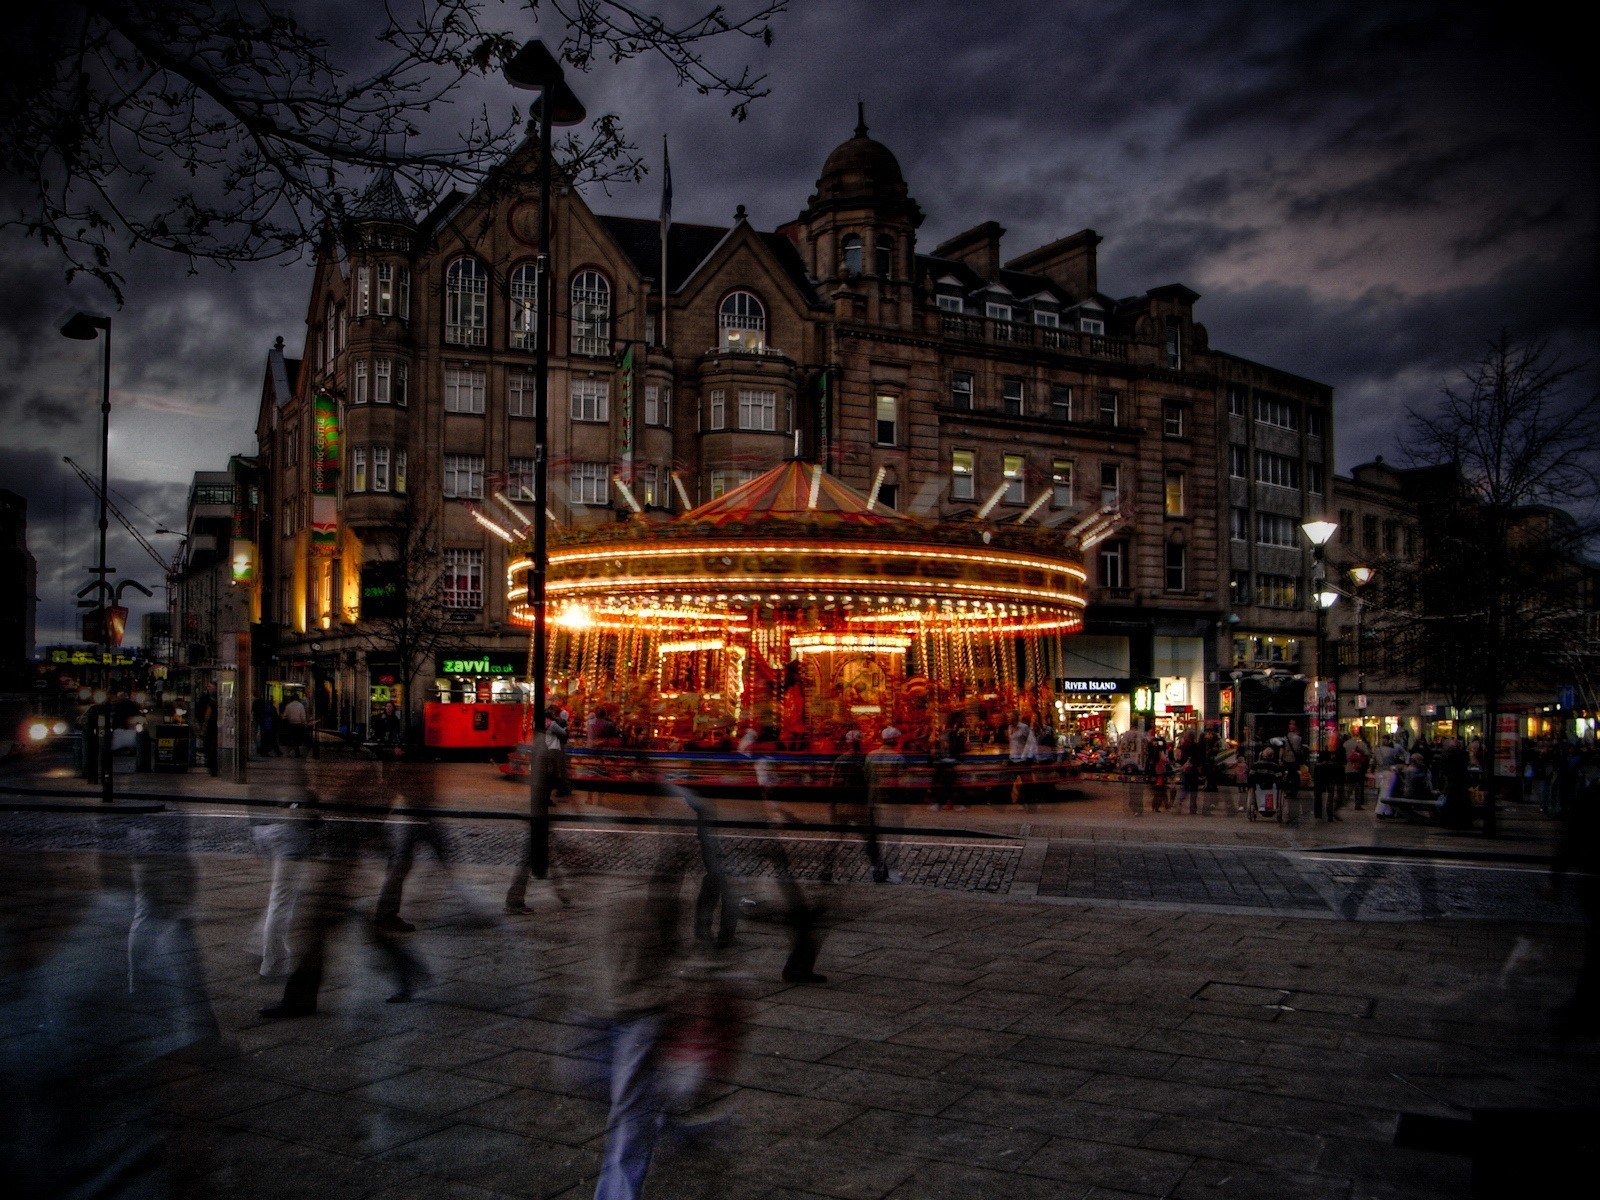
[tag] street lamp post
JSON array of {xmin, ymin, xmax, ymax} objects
[
  {"xmin": 1300, "ymin": 519, "xmax": 1339, "ymax": 750},
  {"xmin": 505, "ymin": 40, "xmax": 585, "ymax": 878},
  {"xmin": 1349, "ymin": 565, "xmax": 1373, "ymax": 735},
  {"xmin": 60, "ymin": 310, "xmax": 114, "ymax": 804}
]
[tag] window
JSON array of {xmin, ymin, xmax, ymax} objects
[
  {"xmin": 1050, "ymin": 385, "xmax": 1072, "ymax": 421},
  {"xmin": 445, "ymin": 258, "xmax": 487, "ymax": 345},
  {"xmin": 875, "ymin": 394, "xmax": 898, "ymax": 445},
  {"xmin": 372, "ymin": 446, "xmax": 390, "ymax": 493},
  {"xmin": 1256, "ymin": 512, "xmax": 1297, "ymax": 547},
  {"xmin": 1099, "ymin": 539, "xmax": 1127, "ymax": 589},
  {"xmin": 1307, "ymin": 408, "xmax": 1325, "ymax": 438},
  {"xmin": 1003, "ymin": 453, "xmax": 1025, "ymax": 503},
  {"xmin": 1227, "ymin": 385, "xmax": 1247, "ymax": 416},
  {"xmin": 1403, "ymin": 527, "xmax": 1416, "ymax": 559},
  {"xmin": 350, "ymin": 447, "xmax": 366, "ymax": 493},
  {"xmin": 1307, "ymin": 463, "xmax": 1324, "ymax": 495},
  {"xmin": 1165, "ymin": 319, "xmax": 1182, "ymax": 370},
  {"xmin": 571, "ymin": 379, "xmax": 610, "ymax": 423},
  {"xmin": 1165, "ymin": 543, "xmax": 1186, "ymax": 591},
  {"xmin": 1002, "ymin": 378, "xmax": 1024, "ymax": 416},
  {"xmin": 444, "ymin": 366, "xmax": 486, "ymax": 414},
  {"xmin": 1230, "ymin": 507, "xmax": 1249, "ymax": 541},
  {"xmin": 1100, "ymin": 462, "xmax": 1120, "ymax": 507},
  {"xmin": 443, "ymin": 549, "xmax": 483, "ymax": 610},
  {"xmin": 1163, "ymin": 402, "xmax": 1185, "ymax": 437},
  {"xmin": 355, "ymin": 266, "xmax": 371, "ymax": 316},
  {"xmin": 1254, "ymin": 394, "xmax": 1300, "ymax": 430},
  {"xmin": 1256, "ymin": 573, "xmax": 1300, "ymax": 609},
  {"xmin": 1339, "ymin": 509, "xmax": 1354, "ymax": 545},
  {"xmin": 570, "ymin": 270, "xmax": 611, "ymax": 356},
  {"xmin": 510, "ymin": 263, "xmax": 539, "ymax": 350},
  {"xmin": 1229, "ymin": 445, "xmax": 1248, "ymax": 477},
  {"xmin": 1034, "ymin": 309, "xmax": 1059, "ymax": 328},
  {"xmin": 645, "ymin": 384, "xmax": 671, "ymax": 427},
  {"xmin": 708, "ymin": 389, "xmax": 725, "ymax": 430},
  {"xmin": 570, "ymin": 462, "xmax": 611, "ymax": 506},
  {"xmin": 936, "ymin": 293, "xmax": 963, "ymax": 313},
  {"xmin": 394, "ymin": 450, "xmax": 406, "ymax": 494},
  {"xmin": 709, "ymin": 468, "xmax": 757, "ymax": 499},
  {"xmin": 1383, "ymin": 520, "xmax": 1398, "ymax": 555},
  {"xmin": 372, "ymin": 359, "xmax": 391, "ymax": 405},
  {"xmin": 508, "ymin": 457, "xmax": 535, "ymax": 501},
  {"xmin": 1098, "ymin": 390, "xmax": 1119, "ymax": 426},
  {"xmin": 1164, "ymin": 470, "xmax": 1185, "ymax": 517},
  {"xmin": 376, "ymin": 264, "xmax": 408, "ymax": 319},
  {"xmin": 986, "ymin": 301, "xmax": 1012, "ymax": 322},
  {"xmin": 1363, "ymin": 515, "xmax": 1379, "ymax": 551},
  {"xmin": 739, "ymin": 388, "xmax": 777, "ymax": 431},
  {"xmin": 951, "ymin": 450, "xmax": 975, "ymax": 501},
  {"xmin": 950, "ymin": 372, "xmax": 973, "ymax": 411},
  {"xmin": 877, "ymin": 482, "xmax": 899, "ymax": 510},
  {"xmin": 442, "ymin": 455, "xmax": 484, "ymax": 499},
  {"xmin": 719, "ymin": 291, "xmax": 766, "ymax": 353},
  {"xmin": 1255, "ymin": 451, "xmax": 1300, "ymax": 489},
  {"xmin": 635, "ymin": 465, "xmax": 660, "ymax": 507},
  {"xmin": 508, "ymin": 371, "xmax": 533, "ymax": 418},
  {"xmin": 875, "ymin": 234, "xmax": 894, "ymax": 277},
  {"xmin": 1079, "ymin": 317, "xmax": 1105, "ymax": 335},
  {"xmin": 1229, "ymin": 570, "xmax": 1251, "ymax": 605},
  {"xmin": 352, "ymin": 359, "xmax": 369, "ymax": 405},
  {"xmin": 841, "ymin": 234, "xmax": 862, "ymax": 276},
  {"xmin": 1052, "ymin": 459, "xmax": 1074, "ymax": 507}
]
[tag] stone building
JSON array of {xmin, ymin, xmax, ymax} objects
[{"xmin": 253, "ymin": 113, "xmax": 1337, "ymax": 740}]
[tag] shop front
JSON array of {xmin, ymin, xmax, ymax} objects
[
  {"xmin": 1052, "ymin": 676, "xmax": 1132, "ymax": 750},
  {"xmin": 425, "ymin": 649, "xmax": 529, "ymax": 753}
]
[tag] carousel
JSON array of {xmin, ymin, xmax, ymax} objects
[{"xmin": 499, "ymin": 460, "xmax": 1107, "ymax": 798}]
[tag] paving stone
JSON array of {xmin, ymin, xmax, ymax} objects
[
  {"xmin": 1020, "ymin": 1135, "xmax": 1193, "ymax": 1194},
  {"xmin": 1138, "ymin": 1114, "xmax": 1323, "ymax": 1172},
  {"xmin": 1173, "ymin": 1158, "xmax": 1356, "ymax": 1200},
  {"xmin": 884, "ymin": 1158, "xmax": 1086, "ymax": 1199},
  {"xmin": 377, "ymin": 1124, "xmax": 595, "ymax": 1197},
  {"xmin": 453, "ymin": 1087, "xmax": 612, "ymax": 1146},
  {"xmin": 819, "ymin": 1038, "xmax": 960, "ymax": 1078},
  {"xmin": 809, "ymin": 1067, "xmax": 974, "ymax": 1116},
  {"xmin": 940, "ymin": 1088, "xmax": 1162, "ymax": 1144},
  {"xmin": 348, "ymin": 1066, "xmax": 516, "ymax": 1117},
  {"xmin": 886, "ymin": 1021, "xmax": 1024, "ymax": 1056},
  {"xmin": 223, "ymin": 1088, "xmax": 447, "ymax": 1155},
  {"xmin": 726, "ymin": 1133, "xmax": 921, "ymax": 1199},
  {"xmin": 829, "ymin": 1107, "xmax": 1050, "ymax": 1170}
]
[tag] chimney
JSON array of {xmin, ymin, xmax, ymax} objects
[
  {"xmin": 1004, "ymin": 229, "xmax": 1102, "ymax": 302},
  {"xmin": 933, "ymin": 221, "xmax": 1006, "ymax": 281}
]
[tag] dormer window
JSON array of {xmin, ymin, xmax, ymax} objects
[
  {"xmin": 986, "ymin": 301, "xmax": 1012, "ymax": 322},
  {"xmin": 1079, "ymin": 317, "xmax": 1105, "ymax": 335},
  {"xmin": 1034, "ymin": 310, "xmax": 1059, "ymax": 328},
  {"xmin": 936, "ymin": 294, "xmax": 963, "ymax": 313},
  {"xmin": 841, "ymin": 234, "xmax": 862, "ymax": 276},
  {"xmin": 718, "ymin": 290, "xmax": 766, "ymax": 353}
]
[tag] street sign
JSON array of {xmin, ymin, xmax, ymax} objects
[{"xmin": 1357, "ymin": 694, "xmax": 1368, "ymax": 710}]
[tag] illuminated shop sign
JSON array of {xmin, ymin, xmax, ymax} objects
[
  {"xmin": 436, "ymin": 651, "xmax": 521, "ymax": 676},
  {"xmin": 1055, "ymin": 677, "xmax": 1131, "ymax": 694}
]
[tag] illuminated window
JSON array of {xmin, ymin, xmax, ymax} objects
[
  {"xmin": 509, "ymin": 263, "xmax": 539, "ymax": 350},
  {"xmin": 444, "ymin": 366, "xmax": 486, "ymax": 414},
  {"xmin": 1051, "ymin": 459, "xmax": 1074, "ymax": 507},
  {"xmin": 951, "ymin": 449, "xmax": 975, "ymax": 501},
  {"xmin": 355, "ymin": 266, "xmax": 370, "ymax": 316},
  {"xmin": 719, "ymin": 291, "xmax": 766, "ymax": 353},
  {"xmin": 445, "ymin": 258, "xmax": 486, "ymax": 345},
  {"xmin": 372, "ymin": 447, "xmax": 390, "ymax": 493},
  {"xmin": 1164, "ymin": 470, "xmax": 1185, "ymax": 517},
  {"xmin": 394, "ymin": 450, "xmax": 406, "ymax": 494},
  {"xmin": 1003, "ymin": 453, "xmax": 1025, "ymax": 503},
  {"xmin": 376, "ymin": 263, "xmax": 408, "ymax": 319},
  {"xmin": 1256, "ymin": 574, "xmax": 1301, "ymax": 609},
  {"xmin": 350, "ymin": 447, "xmax": 366, "ymax": 493},
  {"xmin": 570, "ymin": 271, "xmax": 611, "ymax": 356},
  {"xmin": 876, "ymin": 395, "xmax": 898, "ymax": 445},
  {"xmin": 442, "ymin": 549, "xmax": 483, "ymax": 610}
]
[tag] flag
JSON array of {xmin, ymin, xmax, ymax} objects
[{"xmin": 659, "ymin": 136, "xmax": 673, "ymax": 241}]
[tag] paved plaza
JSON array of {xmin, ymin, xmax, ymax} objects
[{"xmin": 2, "ymin": 751, "xmax": 1596, "ymax": 1198}]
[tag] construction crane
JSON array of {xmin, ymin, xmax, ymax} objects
[{"xmin": 62, "ymin": 456, "xmax": 177, "ymax": 581}]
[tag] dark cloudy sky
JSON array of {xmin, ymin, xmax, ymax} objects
[{"xmin": 2, "ymin": 0, "xmax": 1594, "ymax": 648}]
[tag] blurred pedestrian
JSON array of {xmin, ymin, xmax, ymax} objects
[
  {"xmin": 865, "ymin": 728, "xmax": 904, "ymax": 883},
  {"xmin": 280, "ymin": 693, "xmax": 310, "ymax": 757},
  {"xmin": 254, "ymin": 695, "xmax": 282, "ymax": 756}
]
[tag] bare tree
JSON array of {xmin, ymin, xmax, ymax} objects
[
  {"xmin": 1391, "ymin": 332, "xmax": 1600, "ymax": 832},
  {"xmin": 2, "ymin": 0, "xmax": 785, "ymax": 301}
]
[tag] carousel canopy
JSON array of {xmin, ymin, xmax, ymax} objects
[{"xmin": 682, "ymin": 460, "xmax": 909, "ymax": 527}]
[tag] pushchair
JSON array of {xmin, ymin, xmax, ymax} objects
[{"xmin": 1248, "ymin": 779, "xmax": 1282, "ymax": 821}]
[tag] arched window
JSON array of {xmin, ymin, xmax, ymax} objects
[
  {"xmin": 718, "ymin": 290, "xmax": 766, "ymax": 353},
  {"xmin": 875, "ymin": 234, "xmax": 895, "ymax": 278},
  {"xmin": 445, "ymin": 257, "xmax": 487, "ymax": 346},
  {"xmin": 570, "ymin": 270, "xmax": 611, "ymax": 357},
  {"xmin": 509, "ymin": 263, "xmax": 538, "ymax": 351},
  {"xmin": 841, "ymin": 233, "xmax": 862, "ymax": 276}
]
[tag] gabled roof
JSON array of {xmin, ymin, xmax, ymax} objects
[
  {"xmin": 681, "ymin": 460, "xmax": 910, "ymax": 527},
  {"xmin": 598, "ymin": 215, "xmax": 821, "ymax": 306},
  {"xmin": 352, "ymin": 169, "xmax": 413, "ymax": 224}
]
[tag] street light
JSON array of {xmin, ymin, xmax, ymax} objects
[
  {"xmin": 1301, "ymin": 518, "xmax": 1339, "ymax": 747},
  {"xmin": 505, "ymin": 40, "xmax": 585, "ymax": 880},
  {"xmin": 60, "ymin": 309, "xmax": 114, "ymax": 804},
  {"xmin": 1349, "ymin": 565, "xmax": 1374, "ymax": 729}
]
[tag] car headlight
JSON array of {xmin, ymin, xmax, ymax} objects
[
  {"xmin": 52, "ymin": 720, "xmax": 69, "ymax": 736},
  {"xmin": 27, "ymin": 722, "xmax": 49, "ymax": 741}
]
